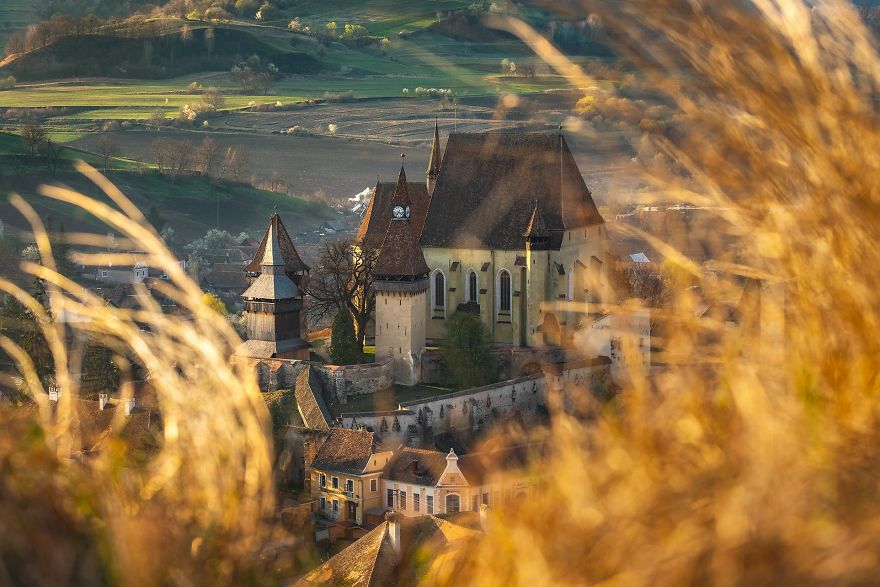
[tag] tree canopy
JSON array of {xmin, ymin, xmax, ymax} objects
[{"xmin": 442, "ymin": 311, "xmax": 496, "ymax": 389}]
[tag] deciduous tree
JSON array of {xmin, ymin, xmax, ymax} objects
[
  {"xmin": 443, "ymin": 311, "xmax": 496, "ymax": 388},
  {"xmin": 306, "ymin": 238, "xmax": 377, "ymax": 350}
]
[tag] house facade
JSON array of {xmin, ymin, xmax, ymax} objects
[
  {"xmin": 309, "ymin": 428, "xmax": 393, "ymax": 525},
  {"xmin": 382, "ymin": 446, "xmax": 537, "ymax": 518}
]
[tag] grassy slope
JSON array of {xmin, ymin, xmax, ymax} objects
[
  {"xmin": 0, "ymin": 0, "xmax": 552, "ymax": 121},
  {"xmin": 0, "ymin": 132, "xmax": 335, "ymax": 240},
  {"xmin": 0, "ymin": 0, "xmax": 37, "ymax": 54}
]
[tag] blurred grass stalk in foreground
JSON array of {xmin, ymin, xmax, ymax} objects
[
  {"xmin": 3, "ymin": 0, "xmax": 880, "ymax": 584},
  {"xmin": 468, "ymin": 0, "xmax": 880, "ymax": 585}
]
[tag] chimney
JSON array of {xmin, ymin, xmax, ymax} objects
[
  {"xmin": 479, "ymin": 503, "xmax": 490, "ymax": 532},
  {"xmin": 98, "ymin": 393, "xmax": 109, "ymax": 410},
  {"xmin": 385, "ymin": 511, "xmax": 402, "ymax": 555},
  {"xmin": 123, "ymin": 397, "xmax": 136, "ymax": 416}
]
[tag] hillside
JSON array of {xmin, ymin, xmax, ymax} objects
[
  {"xmin": 2, "ymin": 27, "xmax": 322, "ymax": 81},
  {"xmin": 0, "ymin": 133, "xmax": 336, "ymax": 240}
]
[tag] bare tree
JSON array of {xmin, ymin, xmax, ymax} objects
[
  {"xmin": 45, "ymin": 140, "xmax": 64, "ymax": 175},
  {"xmin": 21, "ymin": 122, "xmax": 47, "ymax": 155},
  {"xmin": 151, "ymin": 138, "xmax": 170, "ymax": 172},
  {"xmin": 223, "ymin": 146, "xmax": 249, "ymax": 180},
  {"xmin": 195, "ymin": 138, "xmax": 222, "ymax": 180},
  {"xmin": 168, "ymin": 140, "xmax": 192, "ymax": 182},
  {"xmin": 95, "ymin": 134, "xmax": 117, "ymax": 172},
  {"xmin": 201, "ymin": 87, "xmax": 225, "ymax": 111},
  {"xmin": 306, "ymin": 238, "xmax": 378, "ymax": 350}
]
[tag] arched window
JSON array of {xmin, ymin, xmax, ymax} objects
[
  {"xmin": 433, "ymin": 270, "xmax": 445, "ymax": 310},
  {"xmin": 498, "ymin": 269, "xmax": 511, "ymax": 313},
  {"xmin": 566, "ymin": 265, "xmax": 574, "ymax": 301},
  {"xmin": 467, "ymin": 271, "xmax": 478, "ymax": 303},
  {"xmin": 445, "ymin": 493, "xmax": 461, "ymax": 514}
]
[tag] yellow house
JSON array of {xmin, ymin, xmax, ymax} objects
[{"xmin": 309, "ymin": 428, "xmax": 393, "ymax": 525}]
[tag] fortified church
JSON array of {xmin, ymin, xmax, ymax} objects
[
  {"xmin": 236, "ymin": 125, "xmax": 632, "ymax": 386},
  {"xmin": 358, "ymin": 124, "xmax": 614, "ymax": 384}
]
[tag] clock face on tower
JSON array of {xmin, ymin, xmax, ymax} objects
[{"xmin": 392, "ymin": 205, "xmax": 410, "ymax": 219}]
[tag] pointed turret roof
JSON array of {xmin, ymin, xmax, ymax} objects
[
  {"xmin": 244, "ymin": 212, "xmax": 309, "ymax": 275},
  {"xmin": 426, "ymin": 118, "xmax": 442, "ymax": 178},
  {"xmin": 374, "ymin": 161, "xmax": 430, "ymax": 280},
  {"xmin": 523, "ymin": 200, "xmax": 548, "ymax": 238},
  {"xmin": 242, "ymin": 218, "xmax": 301, "ymax": 300}
]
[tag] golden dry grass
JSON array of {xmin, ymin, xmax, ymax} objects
[{"xmin": 4, "ymin": 0, "xmax": 880, "ymax": 585}]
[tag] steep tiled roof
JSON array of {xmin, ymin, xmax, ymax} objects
[
  {"xmin": 296, "ymin": 521, "xmax": 396, "ymax": 587},
  {"xmin": 374, "ymin": 167, "xmax": 430, "ymax": 280},
  {"xmin": 243, "ymin": 212, "xmax": 309, "ymax": 275},
  {"xmin": 294, "ymin": 366, "xmax": 331, "ymax": 432},
  {"xmin": 384, "ymin": 447, "xmax": 448, "ymax": 486},
  {"xmin": 420, "ymin": 132, "xmax": 604, "ymax": 250},
  {"xmin": 311, "ymin": 428, "xmax": 379, "ymax": 475},
  {"xmin": 523, "ymin": 200, "xmax": 549, "ymax": 238},
  {"xmin": 296, "ymin": 514, "xmax": 479, "ymax": 587},
  {"xmin": 355, "ymin": 181, "xmax": 431, "ymax": 250}
]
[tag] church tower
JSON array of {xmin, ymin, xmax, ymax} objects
[
  {"xmin": 426, "ymin": 118, "xmax": 442, "ymax": 195},
  {"xmin": 236, "ymin": 212, "xmax": 310, "ymax": 360},
  {"xmin": 375, "ymin": 157, "xmax": 430, "ymax": 385}
]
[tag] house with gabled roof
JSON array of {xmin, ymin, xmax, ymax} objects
[
  {"xmin": 381, "ymin": 444, "xmax": 538, "ymax": 518},
  {"xmin": 309, "ymin": 428, "xmax": 394, "ymax": 525}
]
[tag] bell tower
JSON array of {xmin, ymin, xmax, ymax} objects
[
  {"xmin": 375, "ymin": 156, "xmax": 430, "ymax": 385},
  {"xmin": 236, "ymin": 212, "xmax": 310, "ymax": 360}
]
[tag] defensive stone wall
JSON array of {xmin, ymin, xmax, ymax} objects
[{"xmin": 248, "ymin": 357, "xmax": 394, "ymax": 402}]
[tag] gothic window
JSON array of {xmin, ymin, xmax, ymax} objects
[
  {"xmin": 433, "ymin": 270, "xmax": 445, "ymax": 311},
  {"xmin": 467, "ymin": 270, "xmax": 478, "ymax": 303},
  {"xmin": 498, "ymin": 270, "xmax": 511, "ymax": 313}
]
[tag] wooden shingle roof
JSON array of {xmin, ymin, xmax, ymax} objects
[
  {"xmin": 355, "ymin": 180, "xmax": 431, "ymax": 250},
  {"xmin": 420, "ymin": 132, "xmax": 604, "ymax": 250},
  {"xmin": 243, "ymin": 212, "xmax": 309, "ymax": 275},
  {"xmin": 374, "ymin": 166, "xmax": 430, "ymax": 280}
]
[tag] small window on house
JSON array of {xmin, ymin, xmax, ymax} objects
[
  {"xmin": 427, "ymin": 495, "xmax": 434, "ymax": 514},
  {"xmin": 472, "ymin": 495, "xmax": 479, "ymax": 512},
  {"xmin": 387, "ymin": 489, "xmax": 394, "ymax": 508},
  {"xmin": 320, "ymin": 497, "xmax": 326, "ymax": 510},
  {"xmin": 332, "ymin": 499, "xmax": 338, "ymax": 513},
  {"xmin": 400, "ymin": 491, "xmax": 407, "ymax": 510},
  {"xmin": 482, "ymin": 492, "xmax": 489, "ymax": 505},
  {"xmin": 101, "ymin": 270, "xmax": 108, "ymax": 278},
  {"xmin": 346, "ymin": 479, "xmax": 354, "ymax": 493},
  {"xmin": 414, "ymin": 493, "xmax": 420, "ymax": 512},
  {"xmin": 319, "ymin": 474, "xmax": 326, "ymax": 488},
  {"xmin": 332, "ymin": 476, "xmax": 339, "ymax": 489},
  {"xmin": 371, "ymin": 479, "xmax": 378, "ymax": 492}
]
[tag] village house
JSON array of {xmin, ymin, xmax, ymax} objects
[
  {"xmin": 382, "ymin": 445, "xmax": 537, "ymax": 517},
  {"xmin": 309, "ymin": 428, "xmax": 393, "ymax": 525}
]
